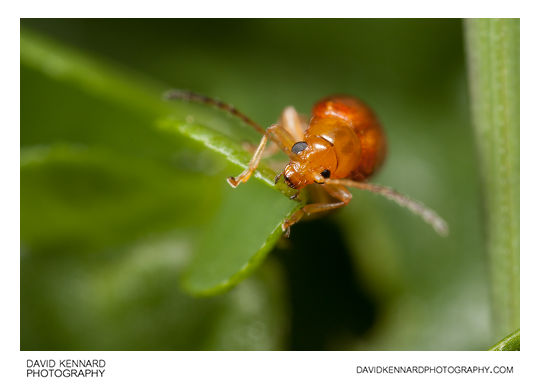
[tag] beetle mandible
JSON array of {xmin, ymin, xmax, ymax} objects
[{"xmin": 166, "ymin": 91, "xmax": 448, "ymax": 236}]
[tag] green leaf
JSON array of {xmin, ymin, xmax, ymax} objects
[
  {"xmin": 181, "ymin": 178, "xmax": 298, "ymax": 295},
  {"xmin": 20, "ymin": 28, "xmax": 304, "ymax": 294},
  {"xmin": 465, "ymin": 19, "xmax": 520, "ymax": 339},
  {"xmin": 20, "ymin": 144, "xmax": 215, "ymax": 255},
  {"xmin": 21, "ymin": 231, "xmax": 288, "ymax": 350},
  {"xmin": 489, "ymin": 329, "xmax": 520, "ymax": 351}
]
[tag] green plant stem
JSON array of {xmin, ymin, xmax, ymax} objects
[
  {"xmin": 489, "ymin": 329, "xmax": 520, "ymax": 351},
  {"xmin": 464, "ymin": 19, "xmax": 519, "ymax": 340}
]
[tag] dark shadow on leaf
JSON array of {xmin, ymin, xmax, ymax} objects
[{"xmin": 275, "ymin": 218, "xmax": 378, "ymax": 350}]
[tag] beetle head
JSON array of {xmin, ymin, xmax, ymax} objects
[{"xmin": 282, "ymin": 136, "xmax": 337, "ymax": 189}]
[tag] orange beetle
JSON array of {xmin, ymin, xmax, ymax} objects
[
  {"xmin": 281, "ymin": 96, "xmax": 386, "ymax": 188},
  {"xmin": 166, "ymin": 91, "xmax": 448, "ymax": 236}
]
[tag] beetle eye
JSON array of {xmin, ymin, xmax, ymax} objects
[
  {"xmin": 321, "ymin": 169, "xmax": 331, "ymax": 178},
  {"xmin": 291, "ymin": 141, "xmax": 308, "ymax": 154}
]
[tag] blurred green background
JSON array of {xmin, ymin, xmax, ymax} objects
[{"xmin": 21, "ymin": 19, "xmax": 490, "ymax": 350}]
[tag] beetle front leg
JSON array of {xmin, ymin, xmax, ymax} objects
[
  {"xmin": 242, "ymin": 140, "xmax": 280, "ymax": 158},
  {"xmin": 281, "ymin": 184, "xmax": 352, "ymax": 234},
  {"xmin": 227, "ymin": 123, "xmax": 298, "ymax": 187},
  {"xmin": 281, "ymin": 106, "xmax": 307, "ymax": 142}
]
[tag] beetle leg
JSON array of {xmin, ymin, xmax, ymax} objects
[
  {"xmin": 281, "ymin": 106, "xmax": 307, "ymax": 142},
  {"xmin": 242, "ymin": 140, "xmax": 280, "ymax": 158},
  {"xmin": 281, "ymin": 184, "xmax": 352, "ymax": 231},
  {"xmin": 242, "ymin": 105, "xmax": 306, "ymax": 159},
  {"xmin": 267, "ymin": 123, "xmax": 300, "ymax": 157},
  {"xmin": 227, "ymin": 134, "xmax": 269, "ymax": 187},
  {"xmin": 228, "ymin": 123, "xmax": 298, "ymax": 187}
]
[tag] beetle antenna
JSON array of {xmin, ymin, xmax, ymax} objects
[
  {"xmin": 164, "ymin": 90, "xmax": 266, "ymax": 135},
  {"xmin": 326, "ymin": 179, "xmax": 449, "ymax": 236}
]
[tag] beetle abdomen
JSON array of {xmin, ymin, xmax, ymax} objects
[{"xmin": 312, "ymin": 95, "xmax": 386, "ymax": 180}]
